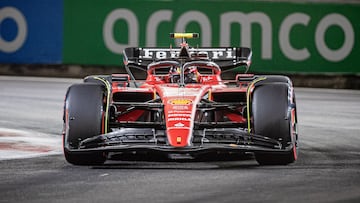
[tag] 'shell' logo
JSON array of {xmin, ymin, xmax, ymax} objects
[{"xmin": 169, "ymin": 99, "xmax": 192, "ymax": 105}]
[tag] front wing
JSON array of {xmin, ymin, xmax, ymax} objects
[{"xmin": 65, "ymin": 128, "xmax": 294, "ymax": 158}]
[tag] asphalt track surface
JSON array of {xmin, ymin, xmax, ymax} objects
[{"xmin": 0, "ymin": 76, "xmax": 360, "ymax": 203}]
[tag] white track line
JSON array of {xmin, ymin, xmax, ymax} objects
[{"xmin": 0, "ymin": 128, "xmax": 62, "ymax": 160}]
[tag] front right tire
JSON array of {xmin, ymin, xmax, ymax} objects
[{"xmin": 63, "ymin": 83, "xmax": 106, "ymax": 165}]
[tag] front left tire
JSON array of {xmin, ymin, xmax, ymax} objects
[{"xmin": 252, "ymin": 81, "xmax": 298, "ymax": 165}]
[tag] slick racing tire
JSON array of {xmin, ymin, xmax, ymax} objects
[
  {"xmin": 255, "ymin": 75, "xmax": 291, "ymax": 86},
  {"xmin": 63, "ymin": 83, "xmax": 106, "ymax": 165},
  {"xmin": 252, "ymin": 82, "xmax": 298, "ymax": 165}
]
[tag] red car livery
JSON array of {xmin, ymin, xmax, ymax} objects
[{"xmin": 63, "ymin": 33, "xmax": 298, "ymax": 165}]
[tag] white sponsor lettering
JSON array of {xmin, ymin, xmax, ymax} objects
[
  {"xmin": 211, "ymin": 51, "xmax": 223, "ymax": 59},
  {"xmin": 146, "ymin": 10, "xmax": 172, "ymax": 46},
  {"xmin": 279, "ymin": 13, "xmax": 310, "ymax": 61},
  {"xmin": 168, "ymin": 117, "xmax": 191, "ymax": 121},
  {"xmin": 220, "ymin": 12, "xmax": 272, "ymax": 59},
  {"xmin": 0, "ymin": 7, "xmax": 27, "ymax": 53},
  {"xmin": 103, "ymin": 9, "xmax": 355, "ymax": 62},
  {"xmin": 168, "ymin": 110, "xmax": 192, "ymax": 114},
  {"xmin": 171, "ymin": 105, "xmax": 189, "ymax": 110},
  {"xmin": 315, "ymin": 13, "xmax": 354, "ymax": 62},
  {"xmin": 170, "ymin": 51, "xmax": 179, "ymax": 58},
  {"xmin": 156, "ymin": 51, "xmax": 166, "ymax": 59},
  {"xmin": 175, "ymin": 11, "xmax": 211, "ymax": 46},
  {"xmin": 103, "ymin": 9, "xmax": 138, "ymax": 54},
  {"xmin": 168, "ymin": 114, "xmax": 191, "ymax": 117},
  {"xmin": 174, "ymin": 122, "xmax": 185, "ymax": 127},
  {"xmin": 141, "ymin": 48, "xmax": 235, "ymax": 60},
  {"xmin": 143, "ymin": 49, "xmax": 153, "ymax": 59}
]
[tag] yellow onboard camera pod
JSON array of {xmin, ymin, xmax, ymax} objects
[{"xmin": 170, "ymin": 33, "xmax": 199, "ymax": 39}]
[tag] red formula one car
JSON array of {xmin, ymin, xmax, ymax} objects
[{"xmin": 63, "ymin": 33, "xmax": 298, "ymax": 165}]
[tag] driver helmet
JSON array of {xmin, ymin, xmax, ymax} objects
[
  {"xmin": 169, "ymin": 66, "xmax": 181, "ymax": 83},
  {"xmin": 184, "ymin": 66, "xmax": 199, "ymax": 83}
]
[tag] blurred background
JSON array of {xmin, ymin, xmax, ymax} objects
[
  {"xmin": 1, "ymin": 2, "xmax": 360, "ymax": 201},
  {"xmin": 0, "ymin": 0, "xmax": 359, "ymax": 88}
]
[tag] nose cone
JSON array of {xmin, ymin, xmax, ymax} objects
[
  {"xmin": 156, "ymin": 85, "xmax": 209, "ymax": 148},
  {"xmin": 167, "ymin": 128, "xmax": 190, "ymax": 147},
  {"xmin": 164, "ymin": 97, "xmax": 194, "ymax": 147}
]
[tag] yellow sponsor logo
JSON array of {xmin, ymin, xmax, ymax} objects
[{"xmin": 169, "ymin": 99, "xmax": 192, "ymax": 105}]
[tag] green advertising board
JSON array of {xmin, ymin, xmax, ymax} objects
[{"xmin": 63, "ymin": 0, "xmax": 360, "ymax": 74}]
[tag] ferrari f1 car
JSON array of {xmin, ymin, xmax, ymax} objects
[{"xmin": 63, "ymin": 33, "xmax": 298, "ymax": 165}]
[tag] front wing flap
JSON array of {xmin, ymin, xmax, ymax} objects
[{"xmin": 66, "ymin": 128, "xmax": 293, "ymax": 156}]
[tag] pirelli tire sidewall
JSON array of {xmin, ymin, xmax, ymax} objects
[
  {"xmin": 63, "ymin": 83, "xmax": 106, "ymax": 165},
  {"xmin": 252, "ymin": 78, "xmax": 297, "ymax": 165}
]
